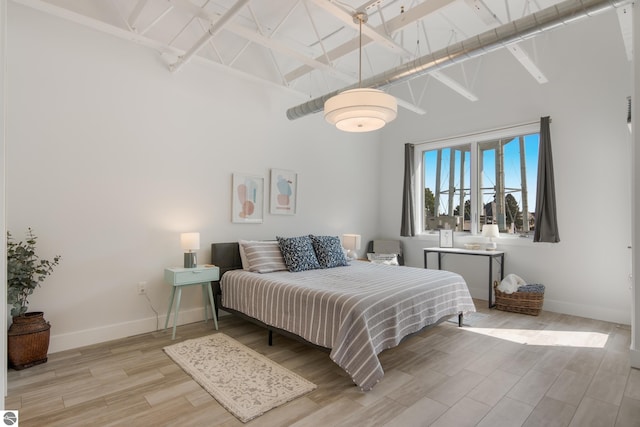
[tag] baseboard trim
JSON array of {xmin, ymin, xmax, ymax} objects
[
  {"xmin": 631, "ymin": 348, "xmax": 640, "ymax": 369},
  {"xmin": 467, "ymin": 288, "xmax": 631, "ymax": 325},
  {"xmin": 48, "ymin": 307, "xmax": 220, "ymax": 353},
  {"xmin": 528, "ymin": 298, "xmax": 630, "ymax": 325}
]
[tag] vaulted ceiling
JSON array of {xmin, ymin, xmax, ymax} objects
[{"xmin": 14, "ymin": 0, "xmax": 633, "ymax": 118}]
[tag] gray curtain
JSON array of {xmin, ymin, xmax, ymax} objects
[
  {"xmin": 534, "ymin": 116, "xmax": 560, "ymax": 242},
  {"xmin": 400, "ymin": 143, "xmax": 416, "ymax": 237}
]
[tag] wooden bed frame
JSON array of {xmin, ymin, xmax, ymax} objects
[{"xmin": 210, "ymin": 242, "xmax": 464, "ymax": 349}]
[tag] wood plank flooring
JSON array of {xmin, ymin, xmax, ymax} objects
[{"xmin": 6, "ymin": 300, "xmax": 640, "ymax": 426}]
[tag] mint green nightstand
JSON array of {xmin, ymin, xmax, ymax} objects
[{"xmin": 164, "ymin": 266, "xmax": 219, "ymax": 339}]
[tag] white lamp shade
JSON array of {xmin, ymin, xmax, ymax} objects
[
  {"xmin": 324, "ymin": 89, "xmax": 397, "ymax": 132},
  {"xmin": 481, "ymin": 224, "xmax": 500, "ymax": 239},
  {"xmin": 180, "ymin": 232, "xmax": 200, "ymax": 251},
  {"xmin": 342, "ymin": 234, "xmax": 362, "ymax": 251}
]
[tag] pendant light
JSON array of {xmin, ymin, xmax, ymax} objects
[{"xmin": 324, "ymin": 12, "xmax": 397, "ymax": 132}]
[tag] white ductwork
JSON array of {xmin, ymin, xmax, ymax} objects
[{"xmin": 286, "ymin": 0, "xmax": 632, "ymax": 121}]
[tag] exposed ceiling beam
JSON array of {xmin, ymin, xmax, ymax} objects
[
  {"xmin": 228, "ymin": 20, "xmax": 354, "ymax": 81},
  {"xmin": 309, "ymin": 0, "xmax": 412, "ymax": 58},
  {"xmin": 169, "ymin": 0, "xmax": 355, "ymax": 81},
  {"xmin": 616, "ymin": 5, "xmax": 633, "ymax": 61},
  {"xmin": 286, "ymin": 0, "xmax": 633, "ymax": 120},
  {"xmin": 464, "ymin": 0, "xmax": 548, "ymax": 84},
  {"xmin": 430, "ymin": 70, "xmax": 478, "ymax": 101},
  {"xmin": 138, "ymin": 4, "xmax": 174, "ymax": 36},
  {"xmin": 168, "ymin": 0, "xmax": 426, "ymax": 113},
  {"xmin": 15, "ymin": 0, "xmax": 314, "ymax": 100},
  {"xmin": 285, "ymin": 0, "xmax": 456, "ymax": 82},
  {"xmin": 169, "ymin": 0, "xmax": 250, "ymax": 73},
  {"xmin": 128, "ymin": 0, "xmax": 150, "ymax": 31},
  {"xmin": 396, "ymin": 98, "xmax": 427, "ymax": 115},
  {"xmin": 506, "ymin": 44, "xmax": 548, "ymax": 84}
]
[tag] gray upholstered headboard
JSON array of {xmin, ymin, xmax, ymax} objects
[
  {"xmin": 210, "ymin": 242, "xmax": 242, "ymax": 277},
  {"xmin": 209, "ymin": 242, "xmax": 242, "ymax": 315}
]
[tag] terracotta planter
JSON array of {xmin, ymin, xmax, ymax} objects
[{"xmin": 7, "ymin": 312, "xmax": 51, "ymax": 370}]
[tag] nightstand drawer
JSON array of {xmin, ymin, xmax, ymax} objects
[{"xmin": 165, "ymin": 267, "xmax": 219, "ymax": 286}]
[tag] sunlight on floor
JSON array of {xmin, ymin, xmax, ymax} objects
[{"xmin": 465, "ymin": 327, "xmax": 609, "ymax": 348}]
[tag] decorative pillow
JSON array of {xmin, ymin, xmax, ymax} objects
[
  {"xmin": 238, "ymin": 240, "xmax": 257, "ymax": 270},
  {"xmin": 310, "ymin": 235, "xmax": 349, "ymax": 268},
  {"xmin": 367, "ymin": 253, "xmax": 399, "ymax": 266},
  {"xmin": 241, "ymin": 241, "xmax": 287, "ymax": 273},
  {"xmin": 276, "ymin": 235, "xmax": 321, "ymax": 272}
]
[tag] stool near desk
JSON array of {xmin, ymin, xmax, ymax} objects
[{"xmin": 164, "ymin": 265, "xmax": 219, "ymax": 339}]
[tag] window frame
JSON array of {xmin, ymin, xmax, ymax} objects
[{"xmin": 413, "ymin": 122, "xmax": 540, "ymax": 236}]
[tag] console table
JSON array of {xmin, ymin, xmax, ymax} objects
[{"xmin": 423, "ymin": 247, "xmax": 505, "ymax": 308}]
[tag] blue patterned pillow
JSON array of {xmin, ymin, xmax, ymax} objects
[
  {"xmin": 310, "ymin": 235, "xmax": 349, "ymax": 268},
  {"xmin": 276, "ymin": 235, "xmax": 321, "ymax": 272}
]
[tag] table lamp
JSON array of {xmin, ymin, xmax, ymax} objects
[
  {"xmin": 482, "ymin": 224, "xmax": 499, "ymax": 250},
  {"xmin": 181, "ymin": 232, "xmax": 200, "ymax": 268},
  {"xmin": 342, "ymin": 234, "xmax": 361, "ymax": 260}
]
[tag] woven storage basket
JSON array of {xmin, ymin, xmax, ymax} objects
[
  {"xmin": 493, "ymin": 281, "xmax": 544, "ymax": 316},
  {"xmin": 8, "ymin": 312, "xmax": 51, "ymax": 370}
]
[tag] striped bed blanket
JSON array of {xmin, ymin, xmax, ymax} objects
[{"xmin": 221, "ymin": 261, "xmax": 476, "ymax": 391}]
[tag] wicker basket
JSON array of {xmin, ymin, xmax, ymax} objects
[{"xmin": 493, "ymin": 281, "xmax": 544, "ymax": 316}]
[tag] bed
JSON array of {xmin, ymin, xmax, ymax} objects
[{"xmin": 211, "ymin": 241, "xmax": 475, "ymax": 391}]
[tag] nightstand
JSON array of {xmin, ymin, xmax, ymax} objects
[{"xmin": 164, "ymin": 266, "xmax": 219, "ymax": 339}]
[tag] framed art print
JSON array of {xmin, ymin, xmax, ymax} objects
[
  {"xmin": 232, "ymin": 173, "xmax": 264, "ymax": 223},
  {"xmin": 439, "ymin": 229, "xmax": 453, "ymax": 248},
  {"xmin": 270, "ymin": 169, "xmax": 297, "ymax": 215}
]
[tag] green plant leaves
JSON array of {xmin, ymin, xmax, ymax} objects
[{"xmin": 7, "ymin": 228, "xmax": 61, "ymax": 317}]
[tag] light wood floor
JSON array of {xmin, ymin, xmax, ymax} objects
[{"xmin": 6, "ymin": 300, "xmax": 640, "ymax": 427}]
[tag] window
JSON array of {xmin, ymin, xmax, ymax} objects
[{"xmin": 416, "ymin": 123, "xmax": 539, "ymax": 235}]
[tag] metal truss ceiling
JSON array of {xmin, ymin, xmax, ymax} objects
[{"xmin": 14, "ymin": 0, "xmax": 634, "ymax": 116}]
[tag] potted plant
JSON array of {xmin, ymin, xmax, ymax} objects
[{"xmin": 7, "ymin": 228, "xmax": 61, "ymax": 370}]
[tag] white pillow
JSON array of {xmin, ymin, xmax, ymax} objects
[{"xmin": 367, "ymin": 253, "xmax": 399, "ymax": 265}]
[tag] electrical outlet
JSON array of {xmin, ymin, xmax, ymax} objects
[{"xmin": 137, "ymin": 281, "xmax": 147, "ymax": 295}]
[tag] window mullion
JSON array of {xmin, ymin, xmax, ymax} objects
[{"xmin": 470, "ymin": 141, "xmax": 479, "ymax": 235}]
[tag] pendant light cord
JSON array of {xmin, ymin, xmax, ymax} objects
[{"xmin": 358, "ymin": 15, "xmax": 362, "ymax": 88}]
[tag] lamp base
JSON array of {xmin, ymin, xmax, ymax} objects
[
  {"xmin": 486, "ymin": 242, "xmax": 497, "ymax": 251},
  {"xmin": 184, "ymin": 252, "xmax": 197, "ymax": 268}
]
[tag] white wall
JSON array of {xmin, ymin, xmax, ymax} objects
[
  {"xmin": 6, "ymin": 3, "xmax": 381, "ymax": 352},
  {"xmin": 630, "ymin": 3, "xmax": 639, "ymax": 369},
  {"xmin": 379, "ymin": 10, "xmax": 634, "ymax": 324}
]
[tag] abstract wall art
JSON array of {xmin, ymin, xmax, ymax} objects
[
  {"xmin": 232, "ymin": 173, "xmax": 264, "ymax": 223},
  {"xmin": 270, "ymin": 169, "xmax": 297, "ymax": 215}
]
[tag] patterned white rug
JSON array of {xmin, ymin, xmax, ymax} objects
[{"xmin": 164, "ymin": 333, "xmax": 316, "ymax": 423}]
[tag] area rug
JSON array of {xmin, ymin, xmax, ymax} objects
[
  {"xmin": 163, "ymin": 333, "xmax": 316, "ymax": 423},
  {"xmin": 446, "ymin": 311, "xmax": 490, "ymax": 326}
]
